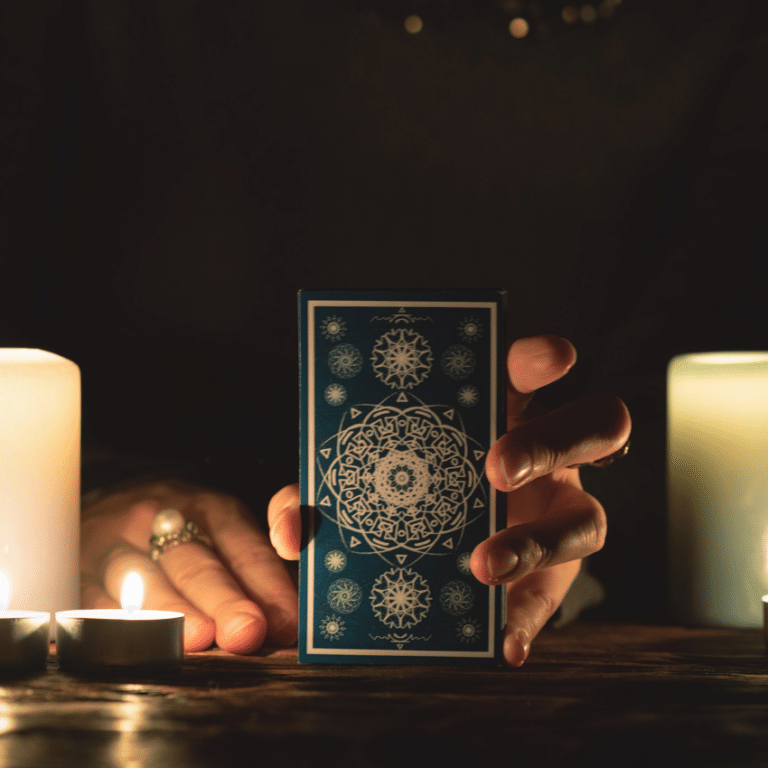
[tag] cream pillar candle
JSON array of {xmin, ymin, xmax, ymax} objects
[
  {"xmin": 667, "ymin": 351, "xmax": 768, "ymax": 627},
  {"xmin": 0, "ymin": 349, "xmax": 80, "ymax": 616}
]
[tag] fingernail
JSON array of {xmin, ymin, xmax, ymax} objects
[
  {"xmin": 226, "ymin": 612, "xmax": 260, "ymax": 637},
  {"xmin": 184, "ymin": 615, "xmax": 216, "ymax": 652},
  {"xmin": 499, "ymin": 448, "xmax": 532, "ymax": 491},
  {"xmin": 505, "ymin": 627, "xmax": 530, "ymax": 667},
  {"xmin": 487, "ymin": 550, "xmax": 518, "ymax": 582},
  {"xmin": 222, "ymin": 612, "xmax": 266, "ymax": 655},
  {"xmin": 514, "ymin": 628, "xmax": 531, "ymax": 666},
  {"xmin": 517, "ymin": 627, "xmax": 530, "ymax": 655}
]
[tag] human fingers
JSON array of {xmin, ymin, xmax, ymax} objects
[
  {"xmin": 486, "ymin": 390, "xmax": 631, "ymax": 493},
  {"xmin": 83, "ymin": 489, "xmax": 290, "ymax": 654},
  {"xmin": 81, "ymin": 575, "xmax": 116, "ymax": 612},
  {"xmin": 268, "ymin": 483, "xmax": 302, "ymax": 561},
  {"xmin": 470, "ymin": 482, "xmax": 606, "ymax": 585},
  {"xmin": 506, "ymin": 336, "xmax": 577, "ymax": 420},
  {"xmin": 501, "ymin": 559, "xmax": 582, "ymax": 667},
  {"xmin": 96, "ymin": 545, "xmax": 217, "ymax": 652},
  {"xmin": 157, "ymin": 537, "xmax": 268, "ymax": 655},
  {"xmin": 151, "ymin": 493, "xmax": 297, "ymax": 654},
  {"xmin": 195, "ymin": 492, "xmax": 298, "ymax": 646},
  {"xmin": 81, "ymin": 500, "xmax": 217, "ymax": 652}
]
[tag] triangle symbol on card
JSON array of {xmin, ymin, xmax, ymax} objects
[
  {"xmin": 319, "ymin": 448, "xmax": 332, "ymax": 459},
  {"xmin": 350, "ymin": 408, "xmax": 362, "ymax": 419},
  {"xmin": 396, "ymin": 391, "xmax": 409, "ymax": 403},
  {"xmin": 349, "ymin": 536, "xmax": 361, "ymax": 548},
  {"xmin": 473, "ymin": 450, "xmax": 485, "ymax": 461},
  {"xmin": 442, "ymin": 538, "xmax": 454, "ymax": 550},
  {"xmin": 396, "ymin": 554, "xmax": 408, "ymax": 564},
  {"xmin": 319, "ymin": 496, "xmax": 331, "ymax": 506},
  {"xmin": 473, "ymin": 498, "xmax": 484, "ymax": 509},
  {"xmin": 444, "ymin": 409, "xmax": 455, "ymax": 420}
]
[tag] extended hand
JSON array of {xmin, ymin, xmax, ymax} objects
[
  {"xmin": 471, "ymin": 336, "xmax": 631, "ymax": 665},
  {"xmin": 81, "ymin": 480, "xmax": 298, "ymax": 653},
  {"xmin": 269, "ymin": 335, "xmax": 630, "ymax": 667}
]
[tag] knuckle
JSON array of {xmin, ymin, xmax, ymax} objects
[
  {"xmin": 578, "ymin": 503, "xmax": 607, "ymax": 553},
  {"xmin": 591, "ymin": 508, "xmax": 608, "ymax": 551},
  {"xmin": 517, "ymin": 536, "xmax": 551, "ymax": 574},
  {"xmin": 536, "ymin": 442, "xmax": 560, "ymax": 475}
]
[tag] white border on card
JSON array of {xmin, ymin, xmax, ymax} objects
[{"xmin": 307, "ymin": 299, "xmax": 499, "ymax": 658}]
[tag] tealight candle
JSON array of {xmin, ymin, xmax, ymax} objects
[
  {"xmin": 55, "ymin": 573, "xmax": 184, "ymax": 671},
  {"xmin": 0, "ymin": 571, "xmax": 50, "ymax": 673},
  {"xmin": 668, "ymin": 352, "xmax": 768, "ymax": 628}
]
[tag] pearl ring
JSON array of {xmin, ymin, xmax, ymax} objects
[{"xmin": 149, "ymin": 508, "xmax": 212, "ymax": 562}]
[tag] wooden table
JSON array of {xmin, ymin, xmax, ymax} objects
[{"xmin": 1, "ymin": 623, "xmax": 767, "ymax": 767}]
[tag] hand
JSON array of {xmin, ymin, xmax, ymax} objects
[
  {"xmin": 269, "ymin": 335, "xmax": 631, "ymax": 667},
  {"xmin": 81, "ymin": 479, "xmax": 299, "ymax": 654},
  {"xmin": 471, "ymin": 336, "xmax": 631, "ymax": 665}
]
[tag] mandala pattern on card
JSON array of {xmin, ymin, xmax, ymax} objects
[
  {"xmin": 371, "ymin": 328, "xmax": 433, "ymax": 390},
  {"xmin": 456, "ymin": 552, "xmax": 472, "ymax": 575},
  {"xmin": 316, "ymin": 391, "xmax": 487, "ymax": 566},
  {"xmin": 456, "ymin": 617, "xmax": 482, "ymax": 644},
  {"xmin": 457, "ymin": 317, "xmax": 483, "ymax": 344},
  {"xmin": 328, "ymin": 344, "xmax": 364, "ymax": 379},
  {"xmin": 321, "ymin": 315, "xmax": 347, "ymax": 341},
  {"xmin": 441, "ymin": 344, "xmax": 476, "ymax": 380},
  {"xmin": 370, "ymin": 567, "xmax": 432, "ymax": 629},
  {"xmin": 327, "ymin": 578, "xmax": 363, "ymax": 614},
  {"xmin": 439, "ymin": 580, "xmax": 474, "ymax": 616},
  {"xmin": 457, "ymin": 385, "xmax": 479, "ymax": 408},
  {"xmin": 319, "ymin": 614, "xmax": 346, "ymax": 641},
  {"xmin": 324, "ymin": 383, "xmax": 348, "ymax": 406},
  {"xmin": 324, "ymin": 550, "xmax": 347, "ymax": 572}
]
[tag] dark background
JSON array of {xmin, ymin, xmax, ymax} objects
[{"xmin": 2, "ymin": 0, "xmax": 766, "ymax": 622}]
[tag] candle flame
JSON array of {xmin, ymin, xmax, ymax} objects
[
  {"xmin": 0, "ymin": 571, "xmax": 10, "ymax": 612},
  {"xmin": 120, "ymin": 572, "xmax": 144, "ymax": 614}
]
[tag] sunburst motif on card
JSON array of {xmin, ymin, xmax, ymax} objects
[
  {"xmin": 457, "ymin": 317, "xmax": 483, "ymax": 344},
  {"xmin": 371, "ymin": 328, "xmax": 433, "ymax": 390},
  {"xmin": 370, "ymin": 567, "xmax": 432, "ymax": 629},
  {"xmin": 321, "ymin": 315, "xmax": 347, "ymax": 341}
]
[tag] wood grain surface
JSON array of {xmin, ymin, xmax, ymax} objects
[{"xmin": 1, "ymin": 623, "xmax": 767, "ymax": 767}]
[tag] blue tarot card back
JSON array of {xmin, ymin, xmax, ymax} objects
[{"xmin": 299, "ymin": 290, "xmax": 506, "ymax": 665}]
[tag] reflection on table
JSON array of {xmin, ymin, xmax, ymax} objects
[{"xmin": 0, "ymin": 623, "xmax": 766, "ymax": 767}]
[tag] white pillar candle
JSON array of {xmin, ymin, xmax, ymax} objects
[
  {"xmin": 0, "ymin": 349, "xmax": 80, "ymax": 616},
  {"xmin": 667, "ymin": 351, "xmax": 768, "ymax": 627}
]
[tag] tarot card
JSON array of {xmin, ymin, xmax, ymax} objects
[{"xmin": 299, "ymin": 290, "xmax": 506, "ymax": 665}]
